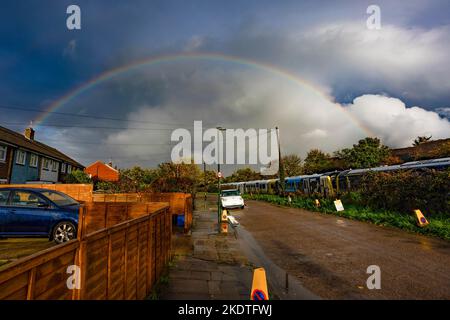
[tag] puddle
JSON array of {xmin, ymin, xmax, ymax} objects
[{"xmin": 233, "ymin": 224, "xmax": 320, "ymax": 300}]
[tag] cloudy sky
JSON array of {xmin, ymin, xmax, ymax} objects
[{"xmin": 0, "ymin": 0, "xmax": 449, "ymax": 173}]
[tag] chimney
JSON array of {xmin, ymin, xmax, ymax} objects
[{"xmin": 24, "ymin": 127, "xmax": 35, "ymax": 141}]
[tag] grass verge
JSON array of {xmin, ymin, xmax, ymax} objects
[{"xmin": 244, "ymin": 194, "xmax": 450, "ymax": 241}]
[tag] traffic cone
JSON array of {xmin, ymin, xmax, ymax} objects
[
  {"xmin": 250, "ymin": 268, "xmax": 269, "ymax": 300},
  {"xmin": 414, "ymin": 209, "xmax": 429, "ymax": 227}
]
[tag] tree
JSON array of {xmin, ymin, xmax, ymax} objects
[
  {"xmin": 337, "ymin": 137, "xmax": 389, "ymax": 169},
  {"xmin": 200, "ymin": 170, "xmax": 218, "ymax": 192},
  {"xmin": 153, "ymin": 161, "xmax": 202, "ymax": 194},
  {"xmin": 118, "ymin": 166, "xmax": 157, "ymax": 192},
  {"xmin": 64, "ymin": 169, "xmax": 92, "ymax": 184},
  {"xmin": 282, "ymin": 154, "xmax": 303, "ymax": 177},
  {"xmin": 226, "ymin": 167, "xmax": 262, "ymax": 182},
  {"xmin": 304, "ymin": 149, "xmax": 334, "ymax": 174},
  {"xmin": 413, "ymin": 135, "xmax": 432, "ymax": 146}
]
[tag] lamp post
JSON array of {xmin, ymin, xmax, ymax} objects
[{"xmin": 216, "ymin": 126, "xmax": 226, "ymax": 231}]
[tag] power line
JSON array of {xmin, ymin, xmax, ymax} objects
[
  {"xmin": 41, "ymin": 138, "xmax": 175, "ymax": 146},
  {"xmin": 0, "ymin": 104, "xmax": 215, "ymax": 127},
  {"xmin": 1, "ymin": 122, "xmax": 178, "ymax": 131}
]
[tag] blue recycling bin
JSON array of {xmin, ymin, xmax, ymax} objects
[{"xmin": 176, "ymin": 214, "xmax": 185, "ymax": 227}]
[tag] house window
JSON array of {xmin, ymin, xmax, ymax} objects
[
  {"xmin": 0, "ymin": 145, "xmax": 6, "ymax": 162},
  {"xmin": 67, "ymin": 165, "xmax": 72, "ymax": 174},
  {"xmin": 61, "ymin": 163, "xmax": 66, "ymax": 173},
  {"xmin": 52, "ymin": 161, "xmax": 58, "ymax": 172},
  {"xmin": 29, "ymin": 154, "xmax": 38, "ymax": 168},
  {"xmin": 16, "ymin": 150, "xmax": 26, "ymax": 165},
  {"xmin": 42, "ymin": 158, "xmax": 50, "ymax": 170}
]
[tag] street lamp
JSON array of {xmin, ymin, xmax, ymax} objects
[{"xmin": 216, "ymin": 126, "xmax": 226, "ymax": 231}]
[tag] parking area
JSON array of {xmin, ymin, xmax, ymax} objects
[{"xmin": 0, "ymin": 238, "xmax": 55, "ymax": 268}]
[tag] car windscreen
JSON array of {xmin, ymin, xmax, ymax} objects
[
  {"xmin": 41, "ymin": 191, "xmax": 79, "ymax": 207},
  {"xmin": 221, "ymin": 190, "xmax": 240, "ymax": 197}
]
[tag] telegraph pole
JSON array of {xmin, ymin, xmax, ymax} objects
[
  {"xmin": 203, "ymin": 161, "xmax": 207, "ymax": 207},
  {"xmin": 216, "ymin": 127, "xmax": 226, "ymax": 231},
  {"xmin": 276, "ymin": 126, "xmax": 285, "ymax": 195}
]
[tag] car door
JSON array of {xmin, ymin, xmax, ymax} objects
[
  {"xmin": 0, "ymin": 190, "xmax": 12, "ymax": 234},
  {"xmin": 4, "ymin": 190, "xmax": 54, "ymax": 235}
]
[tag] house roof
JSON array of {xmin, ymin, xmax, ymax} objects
[
  {"xmin": 391, "ymin": 138, "xmax": 450, "ymax": 161},
  {"xmin": 86, "ymin": 160, "xmax": 119, "ymax": 173},
  {"xmin": 0, "ymin": 125, "xmax": 84, "ymax": 168}
]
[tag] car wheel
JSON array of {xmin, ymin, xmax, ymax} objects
[{"xmin": 53, "ymin": 222, "xmax": 77, "ymax": 244}]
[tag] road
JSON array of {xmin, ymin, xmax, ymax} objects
[{"xmin": 234, "ymin": 200, "xmax": 450, "ymax": 299}]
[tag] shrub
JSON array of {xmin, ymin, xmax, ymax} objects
[{"xmin": 359, "ymin": 169, "xmax": 450, "ymax": 216}]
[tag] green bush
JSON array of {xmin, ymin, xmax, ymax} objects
[
  {"xmin": 64, "ymin": 169, "xmax": 92, "ymax": 184},
  {"xmin": 359, "ymin": 169, "xmax": 450, "ymax": 216}
]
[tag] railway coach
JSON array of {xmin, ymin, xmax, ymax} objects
[{"xmin": 227, "ymin": 157, "xmax": 450, "ymax": 198}]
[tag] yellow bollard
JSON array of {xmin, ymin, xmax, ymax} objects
[
  {"xmin": 414, "ymin": 209, "xmax": 429, "ymax": 227},
  {"xmin": 250, "ymin": 267, "xmax": 269, "ymax": 300},
  {"xmin": 221, "ymin": 209, "xmax": 228, "ymax": 222},
  {"xmin": 314, "ymin": 199, "xmax": 321, "ymax": 208}
]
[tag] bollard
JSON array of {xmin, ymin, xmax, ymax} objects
[{"xmin": 250, "ymin": 267, "xmax": 269, "ymax": 300}]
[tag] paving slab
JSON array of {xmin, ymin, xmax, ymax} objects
[{"xmin": 160, "ymin": 202, "xmax": 253, "ymax": 300}]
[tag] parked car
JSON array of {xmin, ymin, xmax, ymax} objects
[
  {"xmin": 220, "ymin": 189, "xmax": 245, "ymax": 210},
  {"xmin": 0, "ymin": 188, "xmax": 80, "ymax": 244}
]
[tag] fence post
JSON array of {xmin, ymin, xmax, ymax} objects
[{"xmin": 26, "ymin": 268, "xmax": 36, "ymax": 300}]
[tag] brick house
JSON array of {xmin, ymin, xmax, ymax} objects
[
  {"xmin": 0, "ymin": 125, "xmax": 84, "ymax": 184},
  {"xmin": 84, "ymin": 161, "xmax": 119, "ymax": 182}
]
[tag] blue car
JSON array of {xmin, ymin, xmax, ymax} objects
[{"xmin": 0, "ymin": 188, "xmax": 80, "ymax": 244}]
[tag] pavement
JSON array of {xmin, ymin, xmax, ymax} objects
[{"xmin": 160, "ymin": 200, "xmax": 254, "ymax": 300}]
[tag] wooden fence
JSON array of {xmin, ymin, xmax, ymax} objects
[
  {"xmin": 92, "ymin": 193, "xmax": 193, "ymax": 232},
  {"xmin": 0, "ymin": 201, "xmax": 170, "ymax": 300},
  {"xmin": 0, "ymin": 184, "xmax": 192, "ymax": 232},
  {"xmin": 0, "ymin": 184, "xmax": 93, "ymax": 202}
]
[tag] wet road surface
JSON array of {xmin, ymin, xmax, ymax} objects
[{"xmin": 233, "ymin": 200, "xmax": 450, "ymax": 299}]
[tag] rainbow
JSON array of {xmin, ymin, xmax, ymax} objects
[{"xmin": 34, "ymin": 52, "xmax": 373, "ymax": 135}]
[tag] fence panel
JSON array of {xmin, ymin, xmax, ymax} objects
[
  {"xmin": 0, "ymin": 184, "xmax": 93, "ymax": 202},
  {"xmin": 92, "ymin": 192, "xmax": 192, "ymax": 232},
  {"xmin": 0, "ymin": 202, "xmax": 170, "ymax": 300}
]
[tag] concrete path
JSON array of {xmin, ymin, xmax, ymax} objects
[{"xmin": 160, "ymin": 203, "xmax": 253, "ymax": 300}]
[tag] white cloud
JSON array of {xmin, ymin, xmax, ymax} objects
[{"xmin": 346, "ymin": 95, "xmax": 450, "ymax": 147}]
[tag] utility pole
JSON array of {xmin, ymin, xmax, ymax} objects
[
  {"xmin": 216, "ymin": 127, "xmax": 226, "ymax": 231},
  {"xmin": 203, "ymin": 161, "xmax": 207, "ymax": 206},
  {"xmin": 276, "ymin": 126, "xmax": 285, "ymax": 195}
]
